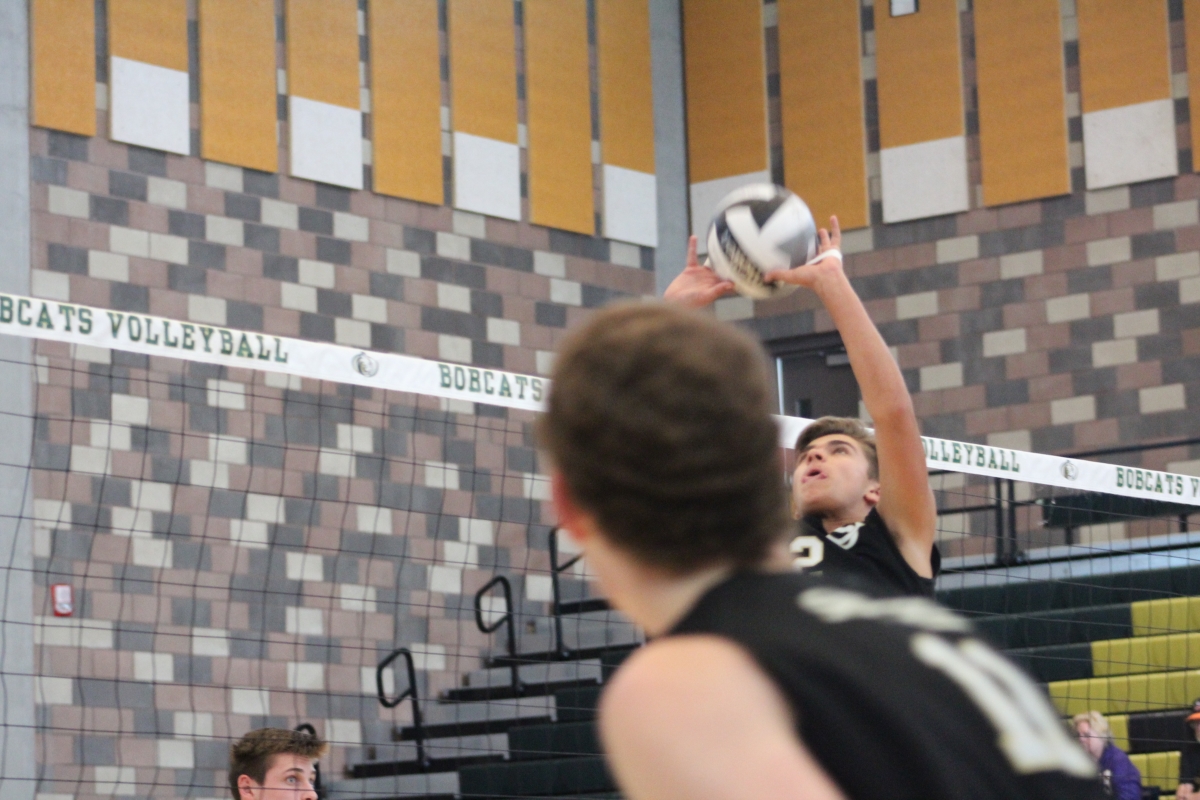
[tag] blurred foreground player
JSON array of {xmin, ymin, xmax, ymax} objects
[
  {"xmin": 539, "ymin": 303, "xmax": 1102, "ymax": 800},
  {"xmin": 666, "ymin": 217, "xmax": 938, "ymax": 596},
  {"xmin": 229, "ymin": 727, "xmax": 325, "ymax": 800}
]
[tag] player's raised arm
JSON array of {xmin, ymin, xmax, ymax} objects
[
  {"xmin": 764, "ymin": 217, "xmax": 937, "ymax": 578},
  {"xmin": 663, "ymin": 235, "xmax": 737, "ymax": 308}
]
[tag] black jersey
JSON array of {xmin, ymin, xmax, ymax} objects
[
  {"xmin": 1181, "ymin": 742, "xmax": 1200, "ymax": 787},
  {"xmin": 791, "ymin": 507, "xmax": 940, "ymax": 597},
  {"xmin": 668, "ymin": 571, "xmax": 1105, "ymax": 800}
]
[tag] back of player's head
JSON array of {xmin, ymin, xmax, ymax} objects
[
  {"xmin": 539, "ymin": 302, "xmax": 788, "ymax": 574},
  {"xmin": 795, "ymin": 416, "xmax": 878, "ymax": 480},
  {"xmin": 229, "ymin": 727, "xmax": 327, "ymax": 799}
]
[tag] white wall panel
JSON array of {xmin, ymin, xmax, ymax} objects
[
  {"xmin": 1082, "ymin": 99, "xmax": 1177, "ymax": 189},
  {"xmin": 289, "ymin": 96, "xmax": 364, "ymax": 190},
  {"xmin": 879, "ymin": 135, "xmax": 969, "ymax": 223},
  {"xmin": 110, "ymin": 56, "xmax": 189, "ymax": 155},
  {"xmin": 453, "ymin": 132, "xmax": 521, "ymax": 221},
  {"xmin": 603, "ymin": 165, "xmax": 657, "ymax": 247}
]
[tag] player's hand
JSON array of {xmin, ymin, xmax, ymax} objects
[
  {"xmin": 663, "ymin": 236, "xmax": 737, "ymax": 308},
  {"xmin": 762, "ymin": 216, "xmax": 844, "ymax": 290}
]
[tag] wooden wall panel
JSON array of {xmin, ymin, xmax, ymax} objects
[
  {"xmin": 31, "ymin": 0, "xmax": 96, "ymax": 136},
  {"xmin": 1077, "ymin": 0, "xmax": 1170, "ymax": 113},
  {"xmin": 974, "ymin": 0, "xmax": 1070, "ymax": 205},
  {"xmin": 199, "ymin": 0, "xmax": 277, "ymax": 172},
  {"xmin": 596, "ymin": 0, "xmax": 654, "ymax": 174},
  {"xmin": 778, "ymin": 0, "xmax": 867, "ymax": 229},
  {"xmin": 682, "ymin": 0, "xmax": 768, "ymax": 183},
  {"xmin": 448, "ymin": 0, "xmax": 518, "ymax": 144},
  {"xmin": 524, "ymin": 0, "xmax": 594, "ymax": 234},
  {"xmin": 370, "ymin": 0, "xmax": 443, "ymax": 205},
  {"xmin": 108, "ymin": 0, "xmax": 187, "ymax": 70},
  {"xmin": 286, "ymin": 0, "xmax": 360, "ymax": 109},
  {"xmin": 873, "ymin": 0, "xmax": 963, "ymax": 148},
  {"xmin": 1186, "ymin": 0, "xmax": 1200, "ymax": 167}
]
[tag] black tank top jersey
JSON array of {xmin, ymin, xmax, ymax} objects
[
  {"xmin": 792, "ymin": 507, "xmax": 941, "ymax": 597},
  {"xmin": 668, "ymin": 572, "xmax": 1105, "ymax": 800}
]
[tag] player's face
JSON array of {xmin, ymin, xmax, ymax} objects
[
  {"xmin": 791, "ymin": 434, "xmax": 878, "ymax": 517},
  {"xmin": 1074, "ymin": 722, "xmax": 1106, "ymax": 759},
  {"xmin": 240, "ymin": 755, "xmax": 319, "ymax": 800}
]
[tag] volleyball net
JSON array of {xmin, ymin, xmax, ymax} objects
[{"xmin": 3, "ymin": 292, "xmax": 1199, "ymax": 798}]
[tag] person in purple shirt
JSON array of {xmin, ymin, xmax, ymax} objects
[{"xmin": 1075, "ymin": 711, "xmax": 1142, "ymax": 800}]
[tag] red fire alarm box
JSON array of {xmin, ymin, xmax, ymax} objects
[{"xmin": 51, "ymin": 584, "xmax": 73, "ymax": 617}]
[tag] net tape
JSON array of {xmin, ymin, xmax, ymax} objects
[{"xmin": 1, "ymin": 290, "xmax": 1194, "ymax": 506}]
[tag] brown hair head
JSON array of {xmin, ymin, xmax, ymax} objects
[
  {"xmin": 795, "ymin": 416, "xmax": 878, "ymax": 480},
  {"xmin": 229, "ymin": 727, "xmax": 327, "ymax": 799},
  {"xmin": 537, "ymin": 302, "xmax": 789, "ymax": 574}
]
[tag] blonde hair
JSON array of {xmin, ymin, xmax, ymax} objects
[{"xmin": 1072, "ymin": 711, "xmax": 1112, "ymax": 743}]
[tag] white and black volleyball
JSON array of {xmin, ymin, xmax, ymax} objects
[{"xmin": 705, "ymin": 184, "xmax": 818, "ymax": 300}]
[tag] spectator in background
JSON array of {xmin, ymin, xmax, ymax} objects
[
  {"xmin": 1175, "ymin": 699, "xmax": 1200, "ymax": 800},
  {"xmin": 1075, "ymin": 711, "xmax": 1141, "ymax": 800}
]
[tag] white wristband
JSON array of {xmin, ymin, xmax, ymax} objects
[{"xmin": 807, "ymin": 248, "xmax": 843, "ymax": 265}]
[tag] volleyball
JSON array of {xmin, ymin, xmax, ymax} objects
[{"xmin": 705, "ymin": 184, "xmax": 819, "ymax": 299}]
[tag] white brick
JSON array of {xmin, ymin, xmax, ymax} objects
[
  {"xmin": 436, "ymin": 231, "xmax": 472, "ymax": 260},
  {"xmin": 1085, "ymin": 186, "xmax": 1130, "ymax": 215},
  {"xmin": 173, "ymin": 711, "xmax": 213, "ymax": 738},
  {"xmin": 147, "ymin": 176, "xmax": 187, "ymax": 209},
  {"xmin": 713, "ymin": 296, "xmax": 753, "ymax": 322},
  {"xmin": 318, "ymin": 449, "xmax": 355, "ymax": 477},
  {"xmin": 334, "ymin": 212, "xmax": 370, "ymax": 241},
  {"xmin": 281, "ymin": 282, "xmax": 318, "ymax": 312},
  {"xmin": 246, "ymin": 493, "xmax": 286, "ymax": 523},
  {"xmin": 111, "ymin": 507, "xmax": 154, "ymax": 537},
  {"xmin": 336, "ymin": 424, "xmax": 373, "ymax": 453},
  {"xmin": 352, "ymin": 294, "xmax": 388, "ymax": 323},
  {"xmin": 36, "ymin": 676, "xmax": 74, "ymax": 705},
  {"xmin": 230, "ymin": 687, "xmax": 270, "ymax": 716},
  {"xmin": 287, "ymin": 662, "xmax": 326, "ymax": 690},
  {"xmin": 326, "ymin": 719, "xmax": 362, "ymax": 746},
  {"xmin": 33, "ymin": 500, "xmax": 72, "ymax": 527},
  {"xmin": 112, "ymin": 394, "xmax": 150, "ymax": 425},
  {"xmin": 31, "ymin": 270, "xmax": 70, "ymax": 301},
  {"xmin": 335, "ymin": 318, "xmax": 372, "ymax": 347},
  {"xmin": 409, "ymin": 643, "xmax": 447, "ymax": 671},
  {"xmin": 453, "ymin": 210, "xmax": 487, "ymax": 237},
  {"xmin": 70, "ymin": 445, "xmax": 112, "ymax": 474},
  {"xmin": 132, "ymin": 538, "xmax": 173, "ymax": 568},
  {"xmin": 338, "ymin": 584, "xmax": 377, "ymax": 612},
  {"xmin": 439, "ymin": 334, "xmax": 471, "ymax": 363},
  {"xmin": 209, "ymin": 434, "xmax": 247, "ymax": 464},
  {"xmin": 526, "ymin": 574, "xmax": 554, "ymax": 601},
  {"xmin": 999, "ymin": 251, "xmax": 1044, "ymax": 279},
  {"xmin": 1114, "ymin": 308, "xmax": 1159, "ymax": 339},
  {"xmin": 299, "ymin": 259, "xmax": 336, "ymax": 287},
  {"xmin": 443, "ymin": 541, "xmax": 478, "ymax": 567},
  {"xmin": 1051, "ymin": 395, "xmax": 1096, "ymax": 425},
  {"xmin": 935, "ymin": 235, "xmax": 979, "ymax": 263},
  {"xmin": 365, "ymin": 665, "xmax": 394, "ymax": 696},
  {"xmin": 459, "ymin": 517, "xmax": 495, "ymax": 545},
  {"xmin": 90, "ymin": 421, "xmax": 131, "ymax": 450},
  {"xmin": 110, "ymin": 226, "xmax": 150, "ymax": 257},
  {"xmin": 437, "ymin": 283, "xmax": 472, "ymax": 312},
  {"xmin": 429, "ymin": 565, "xmax": 462, "ymax": 594},
  {"xmin": 134, "ymin": 652, "xmax": 174, "ymax": 682},
  {"xmin": 1086, "ymin": 237, "xmax": 1131, "ymax": 266},
  {"xmin": 356, "ymin": 505, "xmax": 392, "ymax": 535},
  {"xmin": 987, "ymin": 430, "xmax": 1032, "ymax": 451},
  {"xmin": 1169, "ymin": 458, "xmax": 1200, "ymax": 476},
  {"xmin": 983, "ymin": 328, "xmax": 1027, "ymax": 357},
  {"xmin": 229, "ymin": 520, "xmax": 269, "ymax": 549},
  {"xmin": 550, "ymin": 279, "xmax": 583, "ymax": 306},
  {"xmin": 188, "ymin": 295, "xmax": 227, "ymax": 325},
  {"xmin": 1183, "ymin": 276, "xmax": 1200, "ymax": 305},
  {"xmin": 523, "ymin": 473, "xmax": 553, "ymax": 501},
  {"xmin": 386, "ymin": 248, "xmax": 421, "ymax": 277},
  {"xmin": 206, "ymin": 379, "xmax": 246, "ymax": 409},
  {"xmin": 1156, "ymin": 251, "xmax": 1200, "ymax": 281},
  {"xmin": 487, "ymin": 318, "xmax": 520, "ymax": 346},
  {"xmin": 264, "ymin": 371, "xmax": 302, "ymax": 390},
  {"xmin": 130, "ymin": 480, "xmax": 173, "ymax": 511},
  {"xmin": 48, "ymin": 186, "xmax": 88, "ymax": 218},
  {"xmin": 534, "ymin": 251, "xmax": 566, "ymax": 278},
  {"xmin": 35, "ymin": 617, "xmax": 113, "ymax": 649},
  {"xmin": 205, "ymin": 162, "xmax": 243, "ymax": 192},
  {"xmin": 1045, "ymin": 293, "xmax": 1090, "ymax": 323},
  {"xmin": 536, "ymin": 350, "xmax": 555, "ymax": 375},
  {"xmin": 1153, "ymin": 200, "xmax": 1199, "ymax": 230},
  {"xmin": 841, "ymin": 228, "xmax": 874, "ymax": 254},
  {"xmin": 89, "ymin": 250, "xmax": 130, "ymax": 282},
  {"xmin": 1092, "ymin": 339, "xmax": 1138, "ymax": 367},
  {"xmin": 72, "ymin": 343, "xmax": 112, "ymax": 363},
  {"xmin": 149, "ymin": 233, "xmax": 189, "ymax": 264},
  {"xmin": 261, "ymin": 198, "xmax": 299, "ymax": 229},
  {"xmin": 919, "ymin": 362, "xmax": 963, "ymax": 392},
  {"xmin": 286, "ymin": 607, "xmax": 324, "ymax": 635},
  {"xmin": 206, "ymin": 216, "xmax": 244, "ymax": 246},
  {"xmin": 189, "ymin": 460, "xmax": 230, "ymax": 489},
  {"xmin": 95, "ymin": 766, "xmax": 137, "ymax": 796},
  {"xmin": 1139, "ymin": 383, "xmax": 1187, "ymax": 414},
  {"xmin": 896, "ymin": 291, "xmax": 938, "ymax": 320},
  {"xmin": 609, "ymin": 241, "xmax": 641, "ymax": 268},
  {"xmin": 424, "ymin": 461, "xmax": 460, "ymax": 490}
]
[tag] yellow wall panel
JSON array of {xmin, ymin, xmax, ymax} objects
[
  {"xmin": 524, "ymin": 0, "xmax": 594, "ymax": 234},
  {"xmin": 1076, "ymin": 0, "xmax": 1170, "ymax": 112},
  {"xmin": 286, "ymin": 0, "xmax": 360, "ymax": 109},
  {"xmin": 449, "ymin": 0, "xmax": 518, "ymax": 144},
  {"xmin": 108, "ymin": 0, "xmax": 187, "ymax": 71},
  {"xmin": 682, "ymin": 0, "xmax": 768, "ymax": 183},
  {"xmin": 31, "ymin": 0, "xmax": 96, "ymax": 136},
  {"xmin": 199, "ymin": 0, "xmax": 277, "ymax": 173},
  {"xmin": 974, "ymin": 0, "xmax": 1070, "ymax": 206},
  {"xmin": 778, "ymin": 0, "xmax": 868, "ymax": 230},
  {"xmin": 1185, "ymin": 0, "xmax": 1200, "ymax": 166},
  {"xmin": 873, "ymin": 0, "xmax": 963, "ymax": 148},
  {"xmin": 596, "ymin": 0, "xmax": 654, "ymax": 174},
  {"xmin": 370, "ymin": 0, "xmax": 443, "ymax": 205},
  {"xmin": 1133, "ymin": 595, "xmax": 1200, "ymax": 636}
]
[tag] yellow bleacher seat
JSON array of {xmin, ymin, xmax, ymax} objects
[
  {"xmin": 1132, "ymin": 597, "xmax": 1200, "ymax": 638},
  {"xmin": 1093, "ymin": 632, "xmax": 1200, "ymax": 677},
  {"xmin": 1050, "ymin": 669, "xmax": 1200, "ymax": 716},
  {"xmin": 1129, "ymin": 750, "xmax": 1179, "ymax": 790}
]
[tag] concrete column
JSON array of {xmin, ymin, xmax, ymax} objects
[
  {"xmin": 0, "ymin": 1, "xmax": 37, "ymax": 797},
  {"xmin": 650, "ymin": 0, "xmax": 690, "ymax": 295}
]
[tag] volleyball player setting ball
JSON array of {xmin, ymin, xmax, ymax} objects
[{"xmin": 667, "ymin": 184, "xmax": 940, "ymax": 598}]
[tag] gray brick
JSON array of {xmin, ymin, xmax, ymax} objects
[
  {"xmin": 48, "ymin": 242, "xmax": 88, "ymax": 274},
  {"xmin": 303, "ymin": 474, "xmax": 340, "ymax": 500},
  {"xmin": 33, "ymin": 441, "xmax": 69, "ymax": 470},
  {"xmin": 168, "ymin": 263, "xmax": 207, "ymax": 293},
  {"xmin": 76, "ymin": 736, "xmax": 115, "ymax": 765},
  {"xmin": 535, "ymin": 302, "xmax": 566, "ymax": 328},
  {"xmin": 226, "ymin": 300, "xmax": 263, "ymax": 330},
  {"xmin": 225, "ymin": 193, "xmax": 261, "ymax": 221},
  {"xmin": 317, "ymin": 236, "xmax": 351, "ymax": 264},
  {"xmin": 243, "ymin": 169, "xmax": 279, "ymax": 198},
  {"xmin": 1096, "ymin": 390, "xmax": 1138, "ymax": 418},
  {"xmin": 300, "ymin": 313, "xmax": 335, "ymax": 341},
  {"xmin": 471, "ymin": 290, "xmax": 503, "ymax": 317},
  {"xmin": 188, "ymin": 240, "xmax": 226, "ymax": 269},
  {"xmin": 72, "ymin": 389, "xmax": 111, "ymax": 419},
  {"xmin": 1068, "ymin": 316, "xmax": 1114, "ymax": 345},
  {"xmin": 1130, "ymin": 177, "xmax": 1176, "ymax": 207},
  {"xmin": 316, "ymin": 289, "xmax": 352, "ymax": 317},
  {"xmin": 471, "ymin": 240, "xmax": 534, "ymax": 271},
  {"xmin": 981, "ymin": 278, "xmax": 1024, "ymax": 307},
  {"xmin": 404, "ymin": 227, "xmax": 436, "ymax": 254},
  {"xmin": 150, "ymin": 457, "xmax": 187, "ymax": 484},
  {"xmin": 263, "ymin": 254, "xmax": 299, "ymax": 282},
  {"xmin": 208, "ymin": 489, "xmax": 246, "ymax": 518},
  {"xmin": 1066, "ymin": 265, "xmax": 1111, "ymax": 293},
  {"xmin": 79, "ymin": 679, "xmax": 154, "ymax": 708},
  {"xmin": 48, "ymin": 131, "xmax": 88, "ymax": 161},
  {"xmin": 315, "ymin": 184, "xmax": 351, "ymax": 210},
  {"xmin": 299, "ymin": 207, "xmax": 334, "ymax": 234},
  {"xmin": 127, "ymin": 146, "xmax": 167, "ymax": 176},
  {"xmin": 421, "ymin": 306, "xmax": 486, "ymax": 338},
  {"xmin": 1138, "ymin": 334, "xmax": 1182, "ymax": 361},
  {"xmin": 173, "ymin": 541, "xmax": 210, "ymax": 570},
  {"xmin": 174, "ymin": 655, "xmax": 212, "ymax": 685},
  {"xmin": 1031, "ymin": 425, "xmax": 1074, "ymax": 454},
  {"xmin": 1131, "ymin": 230, "xmax": 1175, "ymax": 259},
  {"xmin": 110, "ymin": 282, "xmax": 149, "ymax": 312},
  {"xmin": 872, "ymin": 215, "xmax": 958, "ymax": 249},
  {"xmin": 1041, "ymin": 193, "xmax": 1086, "ymax": 221},
  {"xmin": 979, "ymin": 222, "xmax": 1065, "ymax": 257},
  {"xmin": 31, "ymin": 155, "xmax": 68, "ymax": 185},
  {"xmin": 473, "ymin": 340, "xmax": 504, "ymax": 367},
  {"xmin": 548, "ymin": 229, "xmax": 609, "ymax": 261},
  {"xmin": 1073, "ymin": 368, "xmax": 1116, "ymax": 396},
  {"xmin": 169, "ymin": 210, "xmax": 206, "ymax": 239},
  {"xmin": 369, "ymin": 272, "xmax": 404, "ymax": 301},
  {"xmin": 108, "ymin": 171, "xmax": 147, "ymax": 201},
  {"xmin": 371, "ymin": 324, "xmax": 403, "ymax": 351},
  {"xmin": 244, "ymin": 223, "xmax": 280, "ymax": 253},
  {"xmin": 96, "ymin": 477, "xmax": 131, "ymax": 507}
]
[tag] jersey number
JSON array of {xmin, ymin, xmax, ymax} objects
[
  {"xmin": 790, "ymin": 536, "xmax": 824, "ymax": 569},
  {"xmin": 911, "ymin": 633, "xmax": 1094, "ymax": 778}
]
